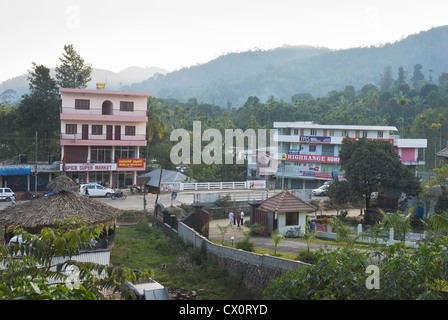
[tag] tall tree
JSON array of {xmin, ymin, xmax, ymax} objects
[
  {"xmin": 378, "ymin": 64, "xmax": 394, "ymax": 91},
  {"xmin": 411, "ymin": 63, "xmax": 425, "ymax": 87},
  {"xmin": 146, "ymin": 97, "xmax": 170, "ymax": 142},
  {"xmin": 55, "ymin": 44, "xmax": 92, "ymax": 88},
  {"xmin": 337, "ymin": 138, "xmax": 421, "ymax": 223},
  {"xmin": 16, "ymin": 63, "xmax": 61, "ymax": 159}
]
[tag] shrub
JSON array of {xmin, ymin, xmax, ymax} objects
[{"xmin": 235, "ymin": 238, "xmax": 254, "ymax": 252}]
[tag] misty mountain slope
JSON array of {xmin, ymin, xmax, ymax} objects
[
  {"xmin": 125, "ymin": 46, "xmax": 331, "ymax": 103},
  {"xmin": 128, "ymin": 25, "xmax": 448, "ymax": 106}
]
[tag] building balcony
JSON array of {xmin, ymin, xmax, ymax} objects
[
  {"xmin": 61, "ymin": 133, "xmax": 147, "ymax": 146},
  {"xmin": 275, "ymin": 166, "xmax": 337, "ymax": 180},
  {"xmin": 60, "ymin": 106, "xmax": 148, "ymax": 123}
]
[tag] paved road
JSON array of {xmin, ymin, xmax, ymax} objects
[{"xmin": 208, "ymin": 218, "xmax": 345, "ymax": 254}]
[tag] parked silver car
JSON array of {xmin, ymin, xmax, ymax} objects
[{"xmin": 312, "ymin": 185, "xmax": 328, "ymax": 196}]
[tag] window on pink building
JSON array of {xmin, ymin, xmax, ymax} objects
[
  {"xmin": 401, "ymin": 148, "xmax": 415, "ymax": 161},
  {"xmin": 125, "ymin": 126, "xmax": 136, "ymax": 136},
  {"xmin": 92, "ymin": 125, "xmax": 103, "ymax": 135},
  {"xmin": 75, "ymin": 99, "xmax": 90, "ymax": 110},
  {"xmin": 120, "ymin": 101, "xmax": 134, "ymax": 112},
  {"xmin": 66, "ymin": 124, "xmax": 77, "ymax": 134}
]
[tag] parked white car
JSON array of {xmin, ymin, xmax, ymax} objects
[
  {"xmin": 79, "ymin": 183, "xmax": 114, "ymax": 198},
  {"xmin": 0, "ymin": 187, "xmax": 15, "ymax": 201},
  {"xmin": 312, "ymin": 185, "xmax": 328, "ymax": 196}
]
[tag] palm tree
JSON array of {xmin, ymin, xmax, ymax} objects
[
  {"xmin": 381, "ymin": 210, "xmax": 412, "ymax": 243},
  {"xmin": 427, "ymin": 211, "xmax": 448, "ymax": 232},
  {"xmin": 271, "ymin": 229, "xmax": 284, "ymax": 255},
  {"xmin": 217, "ymin": 223, "xmax": 232, "ymax": 245},
  {"xmin": 146, "ymin": 97, "xmax": 170, "ymax": 142},
  {"xmin": 329, "ymin": 217, "xmax": 360, "ymax": 248}
]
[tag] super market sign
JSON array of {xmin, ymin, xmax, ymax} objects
[{"xmin": 61, "ymin": 163, "xmax": 117, "ymax": 171}]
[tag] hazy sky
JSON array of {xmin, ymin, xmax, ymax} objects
[{"xmin": 1, "ymin": 0, "xmax": 447, "ymax": 83}]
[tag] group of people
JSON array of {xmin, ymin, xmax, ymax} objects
[{"xmin": 228, "ymin": 208, "xmax": 245, "ymax": 227}]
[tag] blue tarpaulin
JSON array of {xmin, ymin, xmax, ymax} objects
[{"xmin": 0, "ymin": 167, "xmax": 31, "ymax": 176}]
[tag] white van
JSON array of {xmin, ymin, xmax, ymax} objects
[{"xmin": 0, "ymin": 188, "xmax": 15, "ymax": 201}]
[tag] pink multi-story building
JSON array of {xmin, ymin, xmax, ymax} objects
[{"xmin": 59, "ymin": 86, "xmax": 151, "ymax": 188}]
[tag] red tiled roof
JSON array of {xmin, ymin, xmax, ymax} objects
[{"xmin": 260, "ymin": 189, "xmax": 316, "ymax": 213}]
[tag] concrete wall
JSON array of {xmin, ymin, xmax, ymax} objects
[{"xmin": 175, "ymin": 220, "xmax": 309, "ymax": 297}]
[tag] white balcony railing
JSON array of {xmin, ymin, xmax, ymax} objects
[
  {"xmin": 61, "ymin": 106, "xmax": 147, "ymax": 118},
  {"xmin": 61, "ymin": 133, "xmax": 146, "ymax": 141}
]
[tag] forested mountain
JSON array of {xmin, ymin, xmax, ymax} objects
[
  {"xmin": 125, "ymin": 45, "xmax": 330, "ymax": 107},
  {"xmin": 127, "ymin": 25, "xmax": 448, "ymax": 107}
]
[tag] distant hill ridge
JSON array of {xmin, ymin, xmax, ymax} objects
[
  {"xmin": 3, "ymin": 25, "xmax": 448, "ymax": 106},
  {"xmin": 126, "ymin": 25, "xmax": 448, "ymax": 106},
  {"xmin": 0, "ymin": 66, "xmax": 167, "ymax": 103}
]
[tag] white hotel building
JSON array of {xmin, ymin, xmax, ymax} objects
[{"xmin": 273, "ymin": 122, "xmax": 427, "ymax": 190}]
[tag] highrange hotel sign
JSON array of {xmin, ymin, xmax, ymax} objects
[{"xmin": 282, "ymin": 153, "xmax": 341, "ymax": 164}]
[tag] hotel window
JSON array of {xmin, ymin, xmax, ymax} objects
[
  {"xmin": 329, "ymin": 130, "xmax": 335, "ymax": 136},
  {"xmin": 75, "ymin": 99, "xmax": 90, "ymax": 110},
  {"xmin": 362, "ymin": 130, "xmax": 368, "ymax": 138},
  {"xmin": 120, "ymin": 101, "xmax": 134, "ymax": 112},
  {"xmin": 342, "ymin": 130, "xmax": 349, "ymax": 137},
  {"xmin": 310, "ymin": 129, "xmax": 317, "ymax": 136},
  {"xmin": 66, "ymin": 124, "xmax": 77, "ymax": 134},
  {"xmin": 378, "ymin": 131, "xmax": 384, "ymax": 138},
  {"xmin": 309, "ymin": 145, "xmax": 317, "ymax": 152},
  {"xmin": 125, "ymin": 126, "xmax": 136, "ymax": 136},
  {"xmin": 92, "ymin": 125, "xmax": 103, "ymax": 135}
]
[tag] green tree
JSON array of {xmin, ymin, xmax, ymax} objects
[
  {"xmin": 264, "ymin": 235, "xmax": 448, "ymax": 300},
  {"xmin": 0, "ymin": 218, "xmax": 150, "ymax": 299},
  {"xmin": 147, "ymin": 97, "xmax": 170, "ymax": 142},
  {"xmin": 338, "ymin": 138, "xmax": 421, "ymax": 223},
  {"xmin": 16, "ymin": 63, "xmax": 61, "ymax": 159},
  {"xmin": 55, "ymin": 44, "xmax": 92, "ymax": 89},
  {"xmin": 411, "ymin": 63, "xmax": 425, "ymax": 87}
]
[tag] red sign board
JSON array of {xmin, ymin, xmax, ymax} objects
[
  {"xmin": 117, "ymin": 158, "xmax": 145, "ymax": 168},
  {"xmin": 285, "ymin": 154, "xmax": 340, "ymax": 164}
]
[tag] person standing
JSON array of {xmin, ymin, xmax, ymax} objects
[
  {"xmin": 228, "ymin": 210, "xmax": 234, "ymax": 225},
  {"xmin": 310, "ymin": 219, "xmax": 316, "ymax": 232},
  {"xmin": 236, "ymin": 210, "xmax": 241, "ymax": 227},
  {"xmin": 240, "ymin": 209, "xmax": 245, "ymax": 226}
]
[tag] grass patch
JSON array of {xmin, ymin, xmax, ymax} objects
[{"xmin": 110, "ymin": 221, "xmax": 254, "ymax": 300}]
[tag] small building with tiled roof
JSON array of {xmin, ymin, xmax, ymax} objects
[{"xmin": 257, "ymin": 189, "xmax": 316, "ymax": 236}]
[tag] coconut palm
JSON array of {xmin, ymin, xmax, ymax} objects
[{"xmin": 146, "ymin": 97, "xmax": 170, "ymax": 142}]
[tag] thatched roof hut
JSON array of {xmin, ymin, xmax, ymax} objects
[{"xmin": 0, "ymin": 174, "xmax": 123, "ymax": 238}]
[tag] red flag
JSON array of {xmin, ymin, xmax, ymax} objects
[{"xmin": 62, "ymin": 153, "xmax": 66, "ymax": 164}]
